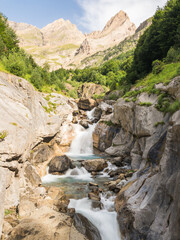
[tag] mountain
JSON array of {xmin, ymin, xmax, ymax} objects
[{"xmin": 9, "ymin": 10, "xmax": 136, "ymax": 70}]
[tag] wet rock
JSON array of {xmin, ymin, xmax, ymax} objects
[
  {"xmin": 89, "ymin": 182, "xmax": 99, "ymax": 188},
  {"xmin": 91, "ymin": 200, "xmax": 103, "ymax": 210},
  {"xmin": 72, "ymin": 116, "xmax": 78, "ymax": 124},
  {"xmin": 110, "ymin": 157, "xmax": 124, "ymax": 167},
  {"xmin": 82, "ymin": 159, "xmax": 108, "ymax": 172},
  {"xmin": 73, "ymin": 213, "xmax": 102, "ymax": 240},
  {"xmin": 93, "ymin": 122, "xmax": 119, "ymax": 151},
  {"xmin": 48, "ymin": 155, "xmax": 74, "ymax": 174},
  {"xmin": 79, "ymin": 120, "xmax": 89, "ymax": 129},
  {"xmin": 78, "ymin": 98, "xmax": 97, "ymax": 111}
]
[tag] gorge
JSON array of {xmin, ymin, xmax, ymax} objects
[{"xmin": 0, "ymin": 1, "xmax": 180, "ymax": 239}]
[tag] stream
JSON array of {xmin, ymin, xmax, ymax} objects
[{"xmin": 42, "ymin": 109, "xmax": 121, "ymax": 240}]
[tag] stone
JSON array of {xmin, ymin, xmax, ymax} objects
[
  {"xmin": 88, "ymin": 192, "xmax": 101, "ymax": 201},
  {"xmin": 82, "ymin": 159, "xmax": 108, "ymax": 172},
  {"xmin": 79, "ymin": 120, "xmax": 89, "ymax": 129},
  {"xmin": 0, "ymin": 168, "xmax": 7, "ymax": 238},
  {"xmin": 8, "ymin": 206, "xmax": 87, "ymax": 240},
  {"xmin": 48, "ymin": 155, "xmax": 74, "ymax": 174},
  {"xmin": 78, "ymin": 98, "xmax": 97, "ymax": 111},
  {"xmin": 115, "ymin": 110, "xmax": 180, "ymax": 240},
  {"xmin": 93, "ymin": 122, "xmax": 119, "ymax": 151},
  {"xmin": 73, "ymin": 213, "xmax": 102, "ymax": 240},
  {"xmin": 25, "ymin": 164, "xmax": 41, "ymax": 187}
]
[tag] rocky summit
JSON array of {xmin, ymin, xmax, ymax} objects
[{"xmin": 9, "ymin": 10, "xmax": 135, "ymax": 70}]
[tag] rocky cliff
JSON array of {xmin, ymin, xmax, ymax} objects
[
  {"xmin": 9, "ymin": 10, "xmax": 136, "ymax": 70},
  {"xmin": 93, "ymin": 76, "xmax": 180, "ymax": 240},
  {"xmin": 0, "ymin": 71, "xmax": 92, "ymax": 239}
]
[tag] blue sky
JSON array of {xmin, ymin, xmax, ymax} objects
[{"xmin": 1, "ymin": 0, "xmax": 167, "ymax": 33}]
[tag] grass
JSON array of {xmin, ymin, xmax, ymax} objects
[
  {"xmin": 154, "ymin": 121, "xmax": 165, "ymax": 127},
  {"xmin": 0, "ymin": 62, "xmax": 9, "ymax": 73},
  {"xmin": 59, "ymin": 44, "xmax": 79, "ymax": 51},
  {"xmin": 0, "ymin": 131, "xmax": 7, "ymax": 140},
  {"xmin": 139, "ymin": 102, "xmax": 152, "ymax": 107},
  {"xmin": 5, "ymin": 209, "xmax": 14, "ymax": 216},
  {"xmin": 10, "ymin": 122, "xmax": 18, "ymax": 126}
]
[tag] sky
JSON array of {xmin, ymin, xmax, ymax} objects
[{"xmin": 1, "ymin": 0, "xmax": 167, "ymax": 33}]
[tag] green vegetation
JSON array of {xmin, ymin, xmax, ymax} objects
[
  {"xmin": 139, "ymin": 102, "xmax": 152, "ymax": 107},
  {"xmin": 5, "ymin": 209, "xmax": 13, "ymax": 216},
  {"xmin": 10, "ymin": 122, "xmax": 18, "ymax": 126},
  {"xmin": 154, "ymin": 121, "xmax": 165, "ymax": 127},
  {"xmin": 0, "ymin": 130, "xmax": 8, "ymax": 140}
]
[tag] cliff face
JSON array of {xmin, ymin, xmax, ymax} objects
[
  {"xmin": 0, "ymin": 72, "xmax": 86, "ymax": 239},
  {"xmin": 9, "ymin": 10, "xmax": 136, "ymax": 70},
  {"xmin": 93, "ymin": 76, "xmax": 180, "ymax": 240}
]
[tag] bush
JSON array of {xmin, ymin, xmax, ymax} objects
[{"xmin": 152, "ymin": 60, "xmax": 164, "ymax": 74}]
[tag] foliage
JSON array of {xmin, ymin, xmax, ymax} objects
[
  {"xmin": 127, "ymin": 0, "xmax": 180, "ymax": 81},
  {"xmin": 0, "ymin": 130, "xmax": 8, "ymax": 140}
]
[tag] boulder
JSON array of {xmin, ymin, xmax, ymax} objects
[
  {"xmin": 82, "ymin": 159, "xmax": 108, "ymax": 172},
  {"xmin": 73, "ymin": 213, "xmax": 102, "ymax": 240},
  {"xmin": 78, "ymin": 98, "xmax": 97, "ymax": 111},
  {"xmin": 93, "ymin": 122, "xmax": 119, "ymax": 151},
  {"xmin": 48, "ymin": 155, "xmax": 74, "ymax": 174},
  {"xmin": 79, "ymin": 120, "xmax": 89, "ymax": 129},
  {"xmin": 8, "ymin": 206, "xmax": 88, "ymax": 240}
]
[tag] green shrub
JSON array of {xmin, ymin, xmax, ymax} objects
[
  {"xmin": 152, "ymin": 60, "xmax": 164, "ymax": 75},
  {"xmin": 167, "ymin": 100, "xmax": 180, "ymax": 113},
  {"xmin": 139, "ymin": 102, "xmax": 152, "ymax": 107},
  {"xmin": 0, "ymin": 131, "xmax": 8, "ymax": 140}
]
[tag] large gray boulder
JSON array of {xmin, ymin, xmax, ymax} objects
[
  {"xmin": 82, "ymin": 159, "xmax": 107, "ymax": 172},
  {"xmin": 48, "ymin": 155, "xmax": 74, "ymax": 174},
  {"xmin": 73, "ymin": 213, "xmax": 102, "ymax": 240}
]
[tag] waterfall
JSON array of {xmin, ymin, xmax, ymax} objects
[{"xmin": 67, "ymin": 108, "xmax": 96, "ymax": 156}]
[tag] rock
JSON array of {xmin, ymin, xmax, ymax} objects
[
  {"xmin": 110, "ymin": 157, "xmax": 123, "ymax": 167},
  {"xmin": 73, "ymin": 213, "xmax": 102, "ymax": 240},
  {"xmin": 48, "ymin": 155, "xmax": 74, "ymax": 174},
  {"xmin": 31, "ymin": 144, "xmax": 54, "ymax": 164},
  {"xmin": 0, "ymin": 168, "xmax": 8, "ymax": 237},
  {"xmin": 78, "ymin": 98, "xmax": 97, "ymax": 111},
  {"xmin": 79, "ymin": 120, "xmax": 89, "ymax": 129},
  {"xmin": 89, "ymin": 182, "xmax": 99, "ymax": 188},
  {"xmin": 155, "ymin": 76, "xmax": 180, "ymax": 101},
  {"xmin": 93, "ymin": 122, "xmax": 119, "ymax": 151},
  {"xmin": 82, "ymin": 159, "xmax": 108, "ymax": 172},
  {"xmin": 91, "ymin": 200, "xmax": 103, "ymax": 209},
  {"xmin": 72, "ymin": 116, "xmax": 79, "ymax": 124},
  {"xmin": 115, "ymin": 110, "xmax": 180, "ymax": 240},
  {"xmin": 8, "ymin": 206, "xmax": 87, "ymax": 240},
  {"xmin": 93, "ymin": 107, "xmax": 102, "ymax": 122},
  {"xmin": 25, "ymin": 164, "xmax": 41, "ymax": 187}
]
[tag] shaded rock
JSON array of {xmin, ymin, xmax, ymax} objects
[
  {"xmin": 79, "ymin": 120, "xmax": 89, "ymax": 129},
  {"xmin": 91, "ymin": 200, "xmax": 103, "ymax": 209},
  {"xmin": 78, "ymin": 98, "xmax": 97, "ymax": 111},
  {"xmin": 115, "ymin": 110, "xmax": 180, "ymax": 240},
  {"xmin": 93, "ymin": 122, "xmax": 119, "ymax": 151},
  {"xmin": 25, "ymin": 164, "xmax": 41, "ymax": 187},
  {"xmin": 88, "ymin": 192, "xmax": 101, "ymax": 201},
  {"xmin": 0, "ymin": 168, "xmax": 8, "ymax": 237},
  {"xmin": 82, "ymin": 159, "xmax": 107, "ymax": 172},
  {"xmin": 31, "ymin": 144, "xmax": 54, "ymax": 164},
  {"xmin": 48, "ymin": 155, "xmax": 74, "ymax": 174},
  {"xmin": 73, "ymin": 213, "xmax": 102, "ymax": 240}
]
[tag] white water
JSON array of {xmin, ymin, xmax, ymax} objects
[
  {"xmin": 42, "ymin": 166, "xmax": 92, "ymax": 183},
  {"xmin": 67, "ymin": 108, "xmax": 96, "ymax": 157},
  {"xmin": 69, "ymin": 196, "xmax": 121, "ymax": 240}
]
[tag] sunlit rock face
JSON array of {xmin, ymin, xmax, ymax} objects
[{"xmin": 9, "ymin": 10, "xmax": 136, "ymax": 70}]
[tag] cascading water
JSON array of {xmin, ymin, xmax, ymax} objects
[
  {"xmin": 42, "ymin": 107, "xmax": 121, "ymax": 239},
  {"xmin": 67, "ymin": 123, "xmax": 96, "ymax": 156}
]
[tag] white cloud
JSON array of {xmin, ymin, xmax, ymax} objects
[{"xmin": 76, "ymin": 0, "xmax": 167, "ymax": 32}]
